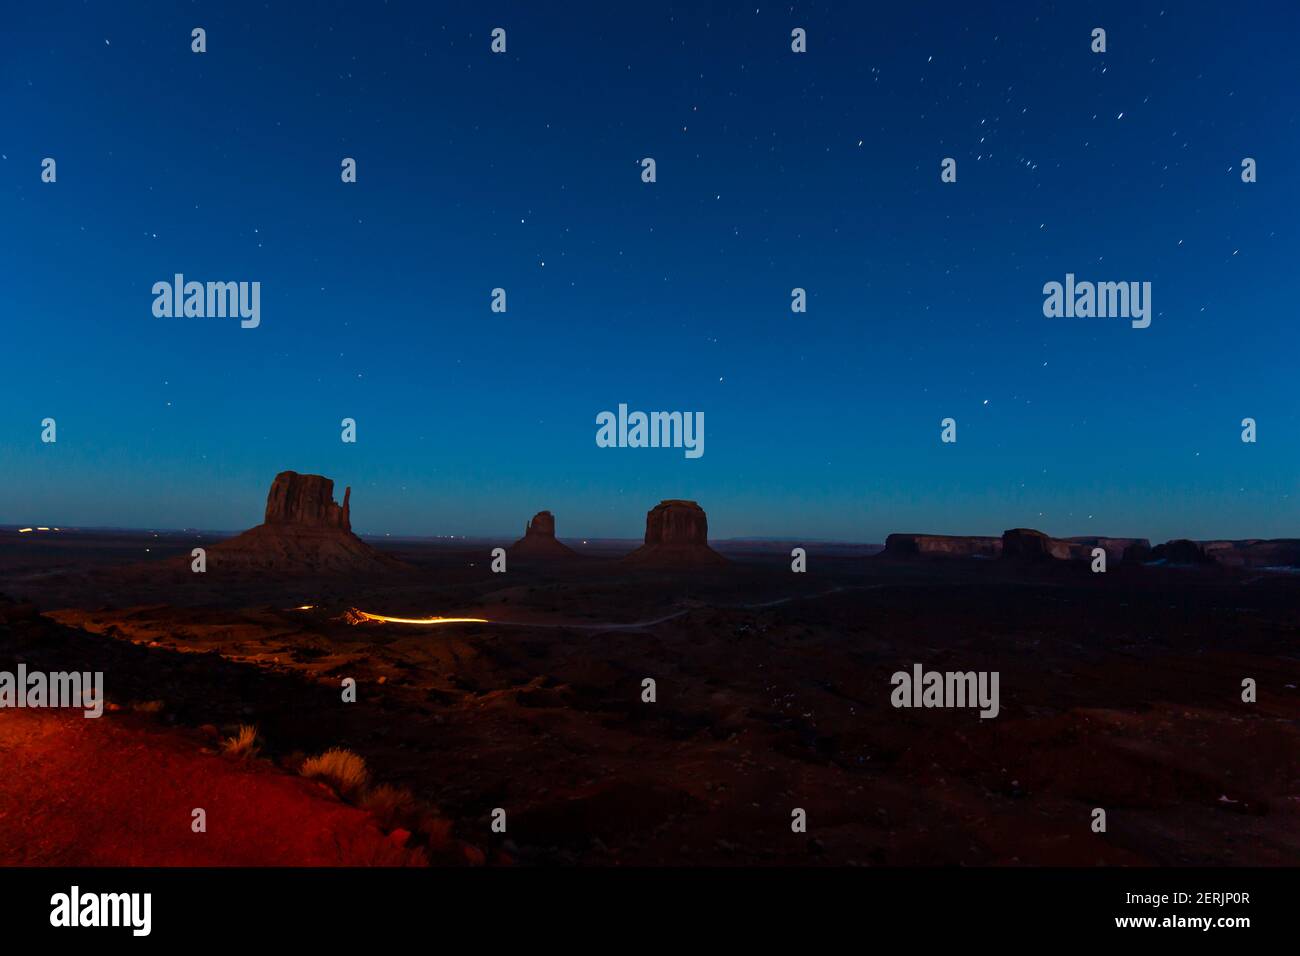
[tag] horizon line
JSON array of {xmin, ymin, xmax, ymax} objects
[{"xmin": 4, "ymin": 524, "xmax": 1295, "ymax": 547}]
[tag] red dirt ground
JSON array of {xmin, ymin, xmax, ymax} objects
[{"xmin": 0, "ymin": 708, "xmax": 421, "ymax": 866}]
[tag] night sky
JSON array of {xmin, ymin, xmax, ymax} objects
[{"xmin": 3, "ymin": 2, "xmax": 1297, "ymax": 541}]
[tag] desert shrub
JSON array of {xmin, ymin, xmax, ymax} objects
[
  {"xmin": 221, "ymin": 724, "xmax": 260, "ymax": 759},
  {"xmin": 360, "ymin": 783, "xmax": 417, "ymax": 830},
  {"xmin": 300, "ymin": 747, "xmax": 369, "ymax": 799}
]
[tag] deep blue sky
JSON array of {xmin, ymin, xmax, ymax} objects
[{"xmin": 3, "ymin": 1, "xmax": 1297, "ymax": 541}]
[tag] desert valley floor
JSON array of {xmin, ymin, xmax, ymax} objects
[{"xmin": 1, "ymin": 529, "xmax": 1298, "ymax": 866}]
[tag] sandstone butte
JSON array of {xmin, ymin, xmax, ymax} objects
[
  {"xmin": 207, "ymin": 471, "xmax": 402, "ymax": 573},
  {"xmin": 509, "ymin": 511, "xmax": 579, "ymax": 559},
  {"xmin": 622, "ymin": 499, "xmax": 728, "ymax": 568}
]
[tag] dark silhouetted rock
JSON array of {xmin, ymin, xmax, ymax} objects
[
  {"xmin": 207, "ymin": 472, "xmax": 402, "ymax": 574},
  {"xmin": 882, "ymin": 534, "xmax": 1001, "ymax": 558},
  {"xmin": 884, "ymin": 530, "xmax": 1151, "ymax": 563},
  {"xmin": 1151, "ymin": 539, "xmax": 1216, "ymax": 565},
  {"xmin": 1123, "ymin": 541, "xmax": 1153, "ymax": 563},
  {"xmin": 1001, "ymin": 528, "xmax": 1059, "ymax": 561},
  {"xmin": 1063, "ymin": 537, "xmax": 1150, "ymax": 562},
  {"xmin": 264, "ymin": 471, "xmax": 351, "ymax": 531},
  {"xmin": 510, "ymin": 511, "xmax": 578, "ymax": 559},
  {"xmin": 527, "ymin": 511, "xmax": 554, "ymax": 536},
  {"xmin": 644, "ymin": 500, "xmax": 709, "ymax": 547},
  {"xmin": 623, "ymin": 500, "xmax": 728, "ymax": 568},
  {"xmin": 1200, "ymin": 539, "xmax": 1300, "ymax": 568}
]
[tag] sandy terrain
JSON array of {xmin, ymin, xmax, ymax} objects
[{"xmin": 0, "ymin": 706, "xmax": 421, "ymax": 866}]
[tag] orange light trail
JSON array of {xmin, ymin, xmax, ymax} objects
[{"xmin": 347, "ymin": 609, "xmax": 488, "ymax": 626}]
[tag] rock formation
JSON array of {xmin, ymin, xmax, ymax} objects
[
  {"xmin": 1151, "ymin": 539, "xmax": 1216, "ymax": 565},
  {"xmin": 1116, "ymin": 538, "xmax": 1300, "ymax": 568},
  {"xmin": 1063, "ymin": 537, "xmax": 1150, "ymax": 563},
  {"xmin": 1199, "ymin": 539, "xmax": 1300, "ymax": 568},
  {"xmin": 882, "ymin": 527, "xmax": 1254, "ymax": 568},
  {"xmin": 1000, "ymin": 528, "xmax": 1061, "ymax": 561},
  {"xmin": 509, "ymin": 510, "xmax": 578, "ymax": 559},
  {"xmin": 207, "ymin": 471, "xmax": 401, "ymax": 573},
  {"xmin": 1122, "ymin": 541, "xmax": 1153, "ymax": 563},
  {"xmin": 882, "ymin": 534, "xmax": 1002, "ymax": 558},
  {"xmin": 264, "ymin": 471, "xmax": 351, "ymax": 530},
  {"xmin": 622, "ymin": 500, "xmax": 728, "ymax": 568},
  {"xmin": 884, "ymin": 530, "xmax": 1153, "ymax": 564}
]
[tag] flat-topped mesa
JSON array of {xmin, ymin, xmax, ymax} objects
[
  {"xmin": 264, "ymin": 471, "xmax": 351, "ymax": 531},
  {"xmin": 623, "ymin": 500, "xmax": 728, "ymax": 568},
  {"xmin": 1151, "ymin": 539, "xmax": 1217, "ymax": 565},
  {"xmin": 1123, "ymin": 541, "xmax": 1154, "ymax": 563},
  {"xmin": 1063, "ymin": 536, "xmax": 1150, "ymax": 562},
  {"xmin": 1129, "ymin": 538, "xmax": 1300, "ymax": 568},
  {"xmin": 884, "ymin": 530, "xmax": 1154, "ymax": 564},
  {"xmin": 882, "ymin": 533, "xmax": 1002, "ymax": 558},
  {"xmin": 645, "ymin": 499, "xmax": 709, "ymax": 545},
  {"xmin": 510, "ymin": 510, "xmax": 577, "ymax": 559},
  {"xmin": 1000, "ymin": 529, "xmax": 1150, "ymax": 562},
  {"xmin": 1000, "ymin": 528, "xmax": 1064, "ymax": 561},
  {"xmin": 1201, "ymin": 538, "xmax": 1300, "ymax": 567}
]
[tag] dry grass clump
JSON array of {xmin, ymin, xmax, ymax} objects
[
  {"xmin": 300, "ymin": 747, "xmax": 369, "ymax": 799},
  {"xmin": 359, "ymin": 783, "xmax": 417, "ymax": 830},
  {"xmin": 221, "ymin": 724, "xmax": 261, "ymax": 759}
]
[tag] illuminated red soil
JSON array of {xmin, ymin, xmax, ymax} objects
[{"xmin": 0, "ymin": 709, "xmax": 421, "ymax": 866}]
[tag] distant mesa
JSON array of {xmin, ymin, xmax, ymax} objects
[
  {"xmin": 883, "ymin": 529, "xmax": 1151, "ymax": 563},
  {"xmin": 1200, "ymin": 538, "xmax": 1300, "ymax": 568},
  {"xmin": 208, "ymin": 471, "xmax": 402, "ymax": 573},
  {"xmin": 1000, "ymin": 528, "xmax": 1061, "ymax": 561},
  {"xmin": 1001, "ymin": 529, "xmax": 1154, "ymax": 563},
  {"xmin": 1123, "ymin": 541, "xmax": 1153, "ymax": 563},
  {"xmin": 1067, "ymin": 536, "xmax": 1150, "ymax": 562},
  {"xmin": 622, "ymin": 500, "xmax": 728, "ymax": 568},
  {"xmin": 509, "ymin": 510, "xmax": 578, "ymax": 559},
  {"xmin": 1124, "ymin": 538, "xmax": 1300, "ymax": 568},
  {"xmin": 882, "ymin": 533, "xmax": 1001, "ymax": 559},
  {"xmin": 857, "ymin": 530, "xmax": 1294, "ymax": 567},
  {"xmin": 1151, "ymin": 538, "xmax": 1216, "ymax": 566}
]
